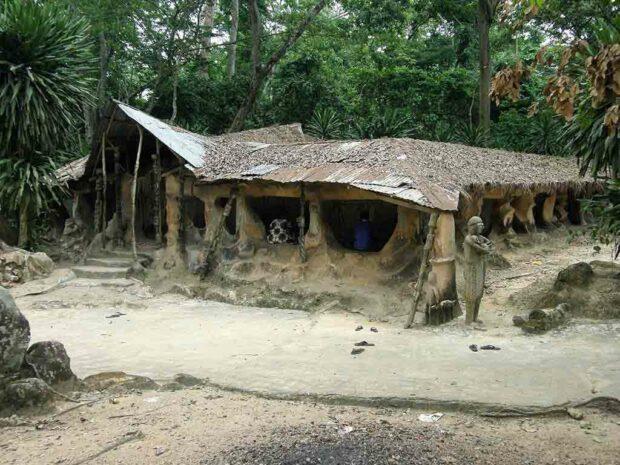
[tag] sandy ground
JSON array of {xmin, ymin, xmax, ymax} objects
[
  {"xmin": 2, "ymin": 232, "xmax": 620, "ymax": 464},
  {"xmin": 2, "ymin": 386, "xmax": 620, "ymax": 465}
]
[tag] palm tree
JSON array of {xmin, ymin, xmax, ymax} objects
[{"xmin": 0, "ymin": 0, "xmax": 95, "ymax": 247}]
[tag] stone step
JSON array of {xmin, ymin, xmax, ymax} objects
[
  {"xmin": 91, "ymin": 249, "xmax": 153, "ymax": 261},
  {"xmin": 85, "ymin": 257, "xmax": 136, "ymax": 268},
  {"xmin": 71, "ymin": 266, "xmax": 130, "ymax": 280}
]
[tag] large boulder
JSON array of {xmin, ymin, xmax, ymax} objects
[
  {"xmin": 25, "ymin": 341, "xmax": 77, "ymax": 387},
  {"xmin": 3, "ymin": 378, "xmax": 53, "ymax": 409},
  {"xmin": 554, "ymin": 262, "xmax": 594, "ymax": 290},
  {"xmin": 0, "ymin": 289, "xmax": 30, "ymax": 375},
  {"xmin": 0, "ymin": 244, "xmax": 54, "ymax": 285}
]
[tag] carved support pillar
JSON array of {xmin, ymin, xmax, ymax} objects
[
  {"xmin": 304, "ymin": 199, "xmax": 328, "ymax": 250},
  {"xmin": 542, "ymin": 193, "xmax": 557, "ymax": 225},
  {"xmin": 512, "ymin": 193, "xmax": 536, "ymax": 233},
  {"xmin": 427, "ymin": 213, "xmax": 461, "ymax": 322},
  {"xmin": 165, "ymin": 173, "xmax": 182, "ymax": 256},
  {"xmin": 94, "ymin": 169, "xmax": 103, "ymax": 235},
  {"xmin": 179, "ymin": 175, "xmax": 186, "ymax": 255},
  {"xmin": 235, "ymin": 191, "xmax": 265, "ymax": 245},
  {"xmin": 114, "ymin": 149, "xmax": 123, "ymax": 247},
  {"xmin": 152, "ymin": 152, "xmax": 162, "ymax": 245}
]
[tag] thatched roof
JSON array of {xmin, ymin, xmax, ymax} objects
[
  {"xmin": 195, "ymin": 138, "xmax": 596, "ymax": 211},
  {"xmin": 57, "ymin": 101, "xmax": 598, "ymax": 211},
  {"xmin": 213, "ymin": 123, "xmax": 315, "ymax": 144}
]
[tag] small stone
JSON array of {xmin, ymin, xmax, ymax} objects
[
  {"xmin": 173, "ymin": 373, "xmax": 203, "ymax": 387},
  {"xmin": 351, "ymin": 348, "xmax": 365, "ymax": 355},
  {"xmin": 155, "ymin": 446, "xmax": 166, "ymax": 456},
  {"xmin": 355, "ymin": 325, "xmax": 363, "ymax": 331},
  {"xmin": 370, "ymin": 327, "xmax": 378, "ymax": 333},
  {"xmin": 567, "ymin": 408, "xmax": 584, "ymax": 420}
]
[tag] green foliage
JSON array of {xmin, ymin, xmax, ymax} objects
[
  {"xmin": 306, "ymin": 108, "xmax": 344, "ymax": 139},
  {"xmin": 0, "ymin": 155, "xmax": 64, "ymax": 214},
  {"xmin": 582, "ymin": 179, "xmax": 620, "ymax": 259},
  {"xmin": 0, "ymin": 0, "xmax": 95, "ymax": 247},
  {"xmin": 0, "ymin": 0, "xmax": 95, "ymax": 156}
]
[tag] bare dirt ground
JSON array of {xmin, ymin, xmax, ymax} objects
[
  {"xmin": 2, "ymin": 386, "xmax": 620, "ymax": 465},
  {"xmin": 2, "ymin": 229, "xmax": 619, "ymax": 464}
]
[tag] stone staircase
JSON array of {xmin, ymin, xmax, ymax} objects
[{"xmin": 71, "ymin": 250, "xmax": 152, "ymax": 281}]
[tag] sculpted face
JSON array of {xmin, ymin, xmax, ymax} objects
[{"xmin": 467, "ymin": 217, "xmax": 484, "ymax": 235}]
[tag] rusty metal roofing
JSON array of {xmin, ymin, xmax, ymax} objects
[
  {"xmin": 56, "ymin": 101, "xmax": 596, "ymax": 212},
  {"xmin": 116, "ymin": 101, "xmax": 215, "ymax": 169}
]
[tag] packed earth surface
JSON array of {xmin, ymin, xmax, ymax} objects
[{"xmin": 1, "ymin": 232, "xmax": 619, "ymax": 464}]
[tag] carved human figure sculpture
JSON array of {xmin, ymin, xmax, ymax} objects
[{"xmin": 463, "ymin": 216, "xmax": 494, "ymax": 324}]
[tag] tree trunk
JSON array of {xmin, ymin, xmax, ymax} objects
[
  {"xmin": 17, "ymin": 195, "xmax": 30, "ymax": 249},
  {"xmin": 200, "ymin": 0, "xmax": 217, "ymax": 74},
  {"xmin": 131, "ymin": 126, "xmax": 144, "ymax": 260},
  {"xmin": 97, "ymin": 32, "xmax": 111, "ymax": 121},
  {"xmin": 478, "ymin": 0, "xmax": 492, "ymax": 145},
  {"xmin": 227, "ymin": 0, "xmax": 239, "ymax": 78},
  {"xmin": 170, "ymin": 68, "xmax": 179, "ymax": 123},
  {"xmin": 228, "ymin": 0, "xmax": 327, "ymax": 132}
]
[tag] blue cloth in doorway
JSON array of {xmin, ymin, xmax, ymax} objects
[{"xmin": 354, "ymin": 220, "xmax": 371, "ymax": 251}]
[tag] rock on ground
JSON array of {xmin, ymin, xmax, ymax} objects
[
  {"xmin": 3, "ymin": 378, "xmax": 52, "ymax": 409},
  {"xmin": 0, "ymin": 288, "xmax": 31, "ymax": 375},
  {"xmin": 25, "ymin": 341, "xmax": 77, "ymax": 387},
  {"xmin": 0, "ymin": 244, "xmax": 54, "ymax": 285},
  {"xmin": 173, "ymin": 373, "xmax": 203, "ymax": 387},
  {"xmin": 82, "ymin": 371, "xmax": 159, "ymax": 392}
]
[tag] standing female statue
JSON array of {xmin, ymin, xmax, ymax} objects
[{"xmin": 463, "ymin": 216, "xmax": 494, "ymax": 324}]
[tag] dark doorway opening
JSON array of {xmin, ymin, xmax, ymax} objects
[
  {"xmin": 322, "ymin": 200, "xmax": 398, "ymax": 252},
  {"xmin": 533, "ymin": 193, "xmax": 549, "ymax": 228},
  {"xmin": 248, "ymin": 196, "xmax": 309, "ymax": 243}
]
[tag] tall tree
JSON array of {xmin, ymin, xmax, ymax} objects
[
  {"xmin": 477, "ymin": 0, "xmax": 499, "ymax": 144},
  {"xmin": 228, "ymin": 0, "xmax": 328, "ymax": 132},
  {"xmin": 227, "ymin": 0, "xmax": 239, "ymax": 78}
]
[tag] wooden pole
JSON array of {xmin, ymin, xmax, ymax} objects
[
  {"xmin": 100, "ymin": 133, "xmax": 107, "ymax": 249},
  {"xmin": 113, "ymin": 147, "xmax": 123, "ymax": 247},
  {"xmin": 153, "ymin": 140, "xmax": 162, "ymax": 244},
  {"xmin": 131, "ymin": 126, "xmax": 144, "ymax": 261},
  {"xmin": 298, "ymin": 185, "xmax": 307, "ymax": 263},
  {"xmin": 405, "ymin": 212, "xmax": 439, "ymax": 328},
  {"xmin": 199, "ymin": 192, "xmax": 236, "ymax": 277}
]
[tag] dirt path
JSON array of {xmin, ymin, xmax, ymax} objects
[
  {"xmin": 3, "ymin": 232, "xmax": 619, "ymax": 464},
  {"xmin": 1, "ymin": 386, "xmax": 619, "ymax": 465}
]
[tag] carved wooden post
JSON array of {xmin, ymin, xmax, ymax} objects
[
  {"xmin": 131, "ymin": 126, "xmax": 144, "ymax": 260},
  {"xmin": 298, "ymin": 185, "xmax": 307, "ymax": 263},
  {"xmin": 179, "ymin": 175, "xmax": 186, "ymax": 255},
  {"xmin": 114, "ymin": 148, "xmax": 123, "ymax": 247},
  {"xmin": 152, "ymin": 147, "xmax": 162, "ymax": 245},
  {"xmin": 100, "ymin": 138, "xmax": 107, "ymax": 249},
  {"xmin": 94, "ymin": 169, "xmax": 103, "ymax": 235}
]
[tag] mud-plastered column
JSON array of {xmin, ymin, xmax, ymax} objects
[
  {"xmin": 235, "ymin": 189, "xmax": 265, "ymax": 247},
  {"xmin": 304, "ymin": 196, "xmax": 328, "ymax": 251},
  {"xmin": 380, "ymin": 206, "xmax": 419, "ymax": 258},
  {"xmin": 542, "ymin": 193, "xmax": 557, "ymax": 226},
  {"xmin": 512, "ymin": 193, "xmax": 536, "ymax": 232},
  {"xmin": 429, "ymin": 213, "xmax": 460, "ymax": 315},
  {"xmin": 121, "ymin": 173, "xmax": 134, "ymax": 243},
  {"xmin": 164, "ymin": 173, "xmax": 183, "ymax": 257}
]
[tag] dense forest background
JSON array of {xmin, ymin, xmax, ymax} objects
[
  {"xmin": 56, "ymin": 0, "xmax": 614, "ymax": 152},
  {"xmin": 1, "ymin": 0, "xmax": 618, "ymax": 249}
]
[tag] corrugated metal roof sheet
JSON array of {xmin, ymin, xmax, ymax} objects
[{"xmin": 116, "ymin": 102, "xmax": 212, "ymax": 168}]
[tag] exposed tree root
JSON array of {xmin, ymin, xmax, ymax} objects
[{"xmin": 480, "ymin": 397, "xmax": 620, "ymax": 418}]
